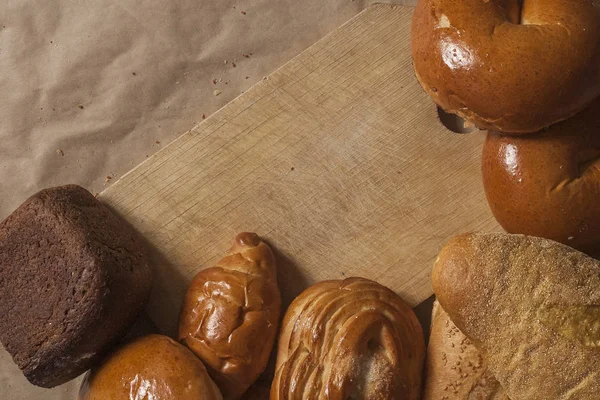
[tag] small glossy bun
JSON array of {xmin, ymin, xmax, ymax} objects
[
  {"xmin": 78, "ymin": 335, "xmax": 222, "ymax": 400},
  {"xmin": 482, "ymin": 98, "xmax": 600, "ymax": 254}
]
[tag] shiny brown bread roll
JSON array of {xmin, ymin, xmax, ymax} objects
[
  {"xmin": 482, "ymin": 98, "xmax": 600, "ymax": 255},
  {"xmin": 271, "ymin": 278, "xmax": 425, "ymax": 400},
  {"xmin": 78, "ymin": 334, "xmax": 222, "ymax": 400},
  {"xmin": 178, "ymin": 232, "xmax": 281, "ymax": 400},
  {"xmin": 423, "ymin": 301, "xmax": 509, "ymax": 400},
  {"xmin": 411, "ymin": 0, "xmax": 600, "ymax": 134}
]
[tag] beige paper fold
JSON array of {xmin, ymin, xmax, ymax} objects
[{"xmin": 0, "ymin": 0, "xmax": 416, "ymax": 398}]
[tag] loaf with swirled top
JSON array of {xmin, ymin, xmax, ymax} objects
[
  {"xmin": 271, "ymin": 277, "xmax": 425, "ymax": 400},
  {"xmin": 178, "ymin": 232, "xmax": 281, "ymax": 400}
]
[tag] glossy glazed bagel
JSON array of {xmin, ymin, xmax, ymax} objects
[
  {"xmin": 271, "ymin": 278, "xmax": 425, "ymax": 400},
  {"xmin": 78, "ymin": 335, "xmax": 222, "ymax": 400},
  {"xmin": 482, "ymin": 97, "xmax": 600, "ymax": 255},
  {"xmin": 412, "ymin": 0, "xmax": 600, "ymax": 134},
  {"xmin": 178, "ymin": 233, "xmax": 281, "ymax": 400}
]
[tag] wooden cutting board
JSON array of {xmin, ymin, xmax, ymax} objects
[{"xmin": 100, "ymin": 4, "xmax": 500, "ymax": 335}]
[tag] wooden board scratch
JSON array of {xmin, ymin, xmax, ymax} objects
[{"xmin": 100, "ymin": 4, "xmax": 500, "ymax": 335}]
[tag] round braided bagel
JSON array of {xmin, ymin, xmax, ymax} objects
[
  {"xmin": 412, "ymin": 0, "xmax": 600, "ymax": 134},
  {"xmin": 271, "ymin": 278, "xmax": 425, "ymax": 400}
]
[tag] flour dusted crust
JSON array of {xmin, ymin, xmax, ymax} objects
[
  {"xmin": 423, "ymin": 301, "xmax": 509, "ymax": 400},
  {"xmin": 433, "ymin": 233, "xmax": 600, "ymax": 400}
]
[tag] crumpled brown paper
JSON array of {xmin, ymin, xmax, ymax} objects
[{"xmin": 0, "ymin": 0, "xmax": 416, "ymax": 398}]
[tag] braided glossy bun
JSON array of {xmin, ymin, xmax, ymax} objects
[
  {"xmin": 412, "ymin": 0, "xmax": 600, "ymax": 134},
  {"xmin": 178, "ymin": 233, "xmax": 280, "ymax": 400},
  {"xmin": 271, "ymin": 278, "xmax": 425, "ymax": 400}
]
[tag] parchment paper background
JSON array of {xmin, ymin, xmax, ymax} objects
[{"xmin": 0, "ymin": 0, "xmax": 417, "ymax": 398}]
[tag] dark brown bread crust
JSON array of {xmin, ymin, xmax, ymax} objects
[{"xmin": 0, "ymin": 185, "xmax": 152, "ymax": 388}]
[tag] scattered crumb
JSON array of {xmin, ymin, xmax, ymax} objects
[
  {"xmin": 225, "ymin": 81, "xmax": 228, "ymax": 85},
  {"xmin": 132, "ymin": 72, "xmax": 137, "ymax": 76},
  {"xmin": 243, "ymin": 53, "xmax": 250, "ymax": 58},
  {"xmin": 50, "ymin": 40, "xmax": 53, "ymax": 43},
  {"xmin": 78, "ymin": 105, "xmax": 84, "ymax": 109},
  {"xmin": 155, "ymin": 140, "xmax": 160, "ymax": 144},
  {"xmin": 219, "ymin": 78, "xmax": 222, "ymax": 82},
  {"xmin": 202, "ymin": 114, "xmax": 206, "ymax": 119},
  {"xmin": 341, "ymin": 272, "xmax": 346, "ymax": 276},
  {"xmin": 232, "ymin": 62, "xmax": 237, "ymax": 68},
  {"xmin": 246, "ymin": 76, "xmax": 249, "ymax": 79},
  {"xmin": 105, "ymin": 175, "xmax": 112, "ymax": 183},
  {"xmin": 56, "ymin": 149, "xmax": 64, "ymax": 157},
  {"xmin": 241, "ymin": 11, "xmax": 246, "ymax": 15},
  {"xmin": 212, "ymin": 78, "xmax": 217, "ymax": 84},
  {"xmin": 213, "ymin": 90, "xmax": 222, "ymax": 96},
  {"xmin": 290, "ymin": 167, "xmax": 295, "ymax": 171},
  {"xmin": 146, "ymin": 155, "xmax": 149, "ymax": 158}
]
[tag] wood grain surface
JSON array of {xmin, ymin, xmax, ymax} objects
[{"xmin": 100, "ymin": 4, "xmax": 500, "ymax": 335}]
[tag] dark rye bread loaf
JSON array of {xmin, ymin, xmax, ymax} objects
[{"xmin": 0, "ymin": 185, "xmax": 152, "ymax": 388}]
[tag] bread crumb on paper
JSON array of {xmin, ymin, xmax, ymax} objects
[
  {"xmin": 56, "ymin": 149, "xmax": 64, "ymax": 157},
  {"xmin": 241, "ymin": 11, "xmax": 247, "ymax": 15},
  {"xmin": 214, "ymin": 90, "xmax": 222, "ymax": 96}
]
